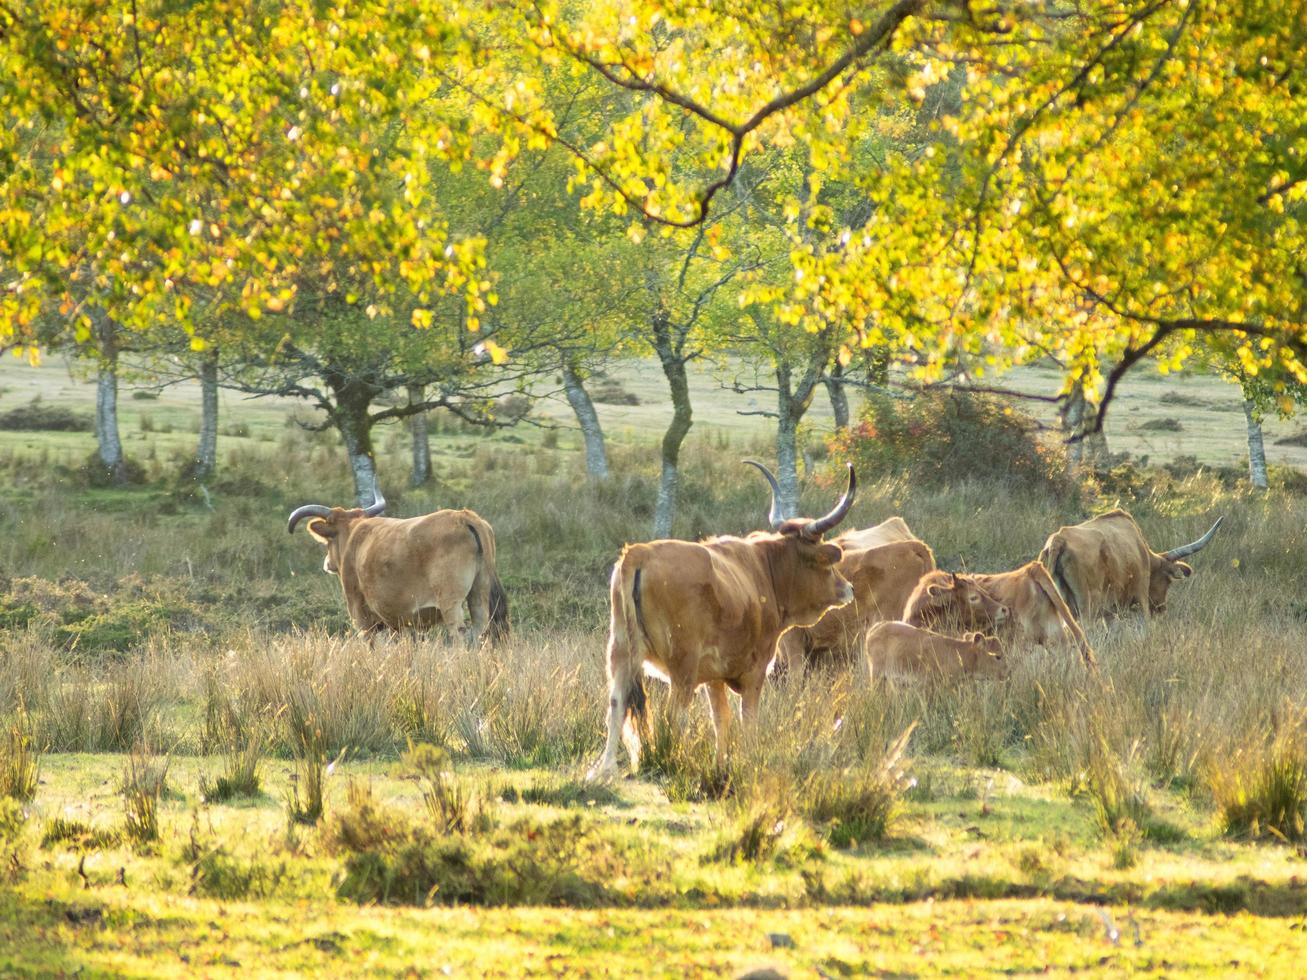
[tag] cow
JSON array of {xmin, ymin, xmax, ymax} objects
[
  {"xmin": 587, "ymin": 464, "xmax": 858, "ymax": 779},
  {"xmin": 1038, "ymin": 510, "xmax": 1224, "ymax": 620},
  {"xmin": 865, "ymin": 621, "xmax": 1006, "ymax": 680},
  {"xmin": 836, "ymin": 516, "xmax": 919, "ymax": 551},
  {"xmin": 903, "ymin": 563, "xmax": 1095, "ymax": 668},
  {"xmin": 287, "ymin": 489, "xmax": 509, "ymax": 645},
  {"xmin": 777, "ymin": 538, "xmax": 937, "ymax": 667},
  {"xmin": 742, "ymin": 466, "xmax": 938, "ymax": 668}
]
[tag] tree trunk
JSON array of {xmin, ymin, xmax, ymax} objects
[
  {"xmin": 194, "ymin": 348, "xmax": 219, "ymax": 481},
  {"xmin": 1061, "ymin": 382, "xmax": 1109, "ymax": 467},
  {"xmin": 408, "ymin": 383, "xmax": 432, "ymax": 487},
  {"xmin": 1244, "ymin": 399, "xmax": 1269, "ymax": 490},
  {"xmin": 335, "ymin": 397, "xmax": 379, "ymax": 506},
  {"xmin": 93, "ymin": 321, "xmax": 127, "ymax": 483},
  {"xmin": 651, "ymin": 317, "xmax": 692, "ymax": 539},
  {"xmin": 825, "ymin": 360, "xmax": 850, "ymax": 431},
  {"xmin": 562, "ymin": 360, "xmax": 609, "ymax": 480},
  {"xmin": 772, "ymin": 352, "xmax": 825, "ymax": 520}
]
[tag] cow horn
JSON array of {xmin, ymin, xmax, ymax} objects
[
  {"xmin": 287, "ymin": 504, "xmax": 333, "ymax": 534},
  {"xmin": 1163, "ymin": 515, "xmax": 1224, "ymax": 561},
  {"xmin": 803, "ymin": 464, "xmax": 857, "ymax": 538},
  {"xmin": 363, "ymin": 487, "xmax": 386, "ymax": 517},
  {"xmin": 742, "ymin": 460, "xmax": 784, "ymax": 530}
]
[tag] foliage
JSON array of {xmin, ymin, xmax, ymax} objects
[{"xmin": 828, "ymin": 390, "xmax": 1075, "ymax": 497}]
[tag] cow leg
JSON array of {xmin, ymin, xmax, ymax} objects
[
  {"xmin": 589, "ymin": 618, "xmax": 645, "ymax": 782},
  {"xmin": 465, "ymin": 574, "xmax": 491, "ymax": 647},
  {"xmin": 739, "ymin": 675, "xmax": 765, "ymax": 724},
  {"xmin": 705, "ymin": 681, "xmax": 732, "ymax": 763},
  {"xmin": 438, "ymin": 602, "xmax": 470, "ymax": 646}
]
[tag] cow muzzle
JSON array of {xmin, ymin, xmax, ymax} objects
[
  {"xmin": 836, "ymin": 579, "xmax": 854, "ymax": 605},
  {"xmin": 994, "ymin": 603, "xmax": 1010, "ymax": 625}
]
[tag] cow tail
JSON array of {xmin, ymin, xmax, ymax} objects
[
  {"xmin": 1031, "ymin": 563, "xmax": 1097, "ymax": 670},
  {"xmin": 1040, "ymin": 536, "xmax": 1080, "ymax": 619},
  {"xmin": 487, "ymin": 574, "xmax": 510, "ymax": 643},
  {"xmin": 467, "ymin": 521, "xmax": 509, "ymax": 643},
  {"xmin": 608, "ymin": 558, "xmax": 648, "ymax": 754}
]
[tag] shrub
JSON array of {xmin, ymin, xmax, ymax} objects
[
  {"xmin": 1211, "ymin": 721, "xmax": 1307, "ymax": 843},
  {"xmin": 0, "ymin": 400, "xmax": 91, "ymax": 432},
  {"xmin": 40, "ymin": 818, "xmax": 121, "ymax": 852},
  {"xmin": 827, "ymin": 389, "xmax": 1075, "ymax": 497},
  {"xmin": 799, "ymin": 724, "xmax": 915, "ymax": 848}
]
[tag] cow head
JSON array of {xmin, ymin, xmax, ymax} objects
[
  {"xmin": 963, "ymin": 632, "xmax": 1007, "ymax": 675},
  {"xmin": 903, "ymin": 570, "xmax": 1009, "ymax": 631},
  {"xmin": 746, "ymin": 462, "xmax": 858, "ymax": 624},
  {"xmin": 1147, "ymin": 516, "xmax": 1224, "ymax": 613},
  {"xmin": 287, "ymin": 490, "xmax": 387, "ymax": 574}
]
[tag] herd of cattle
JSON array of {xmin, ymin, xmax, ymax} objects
[{"xmin": 286, "ymin": 463, "xmax": 1224, "ymax": 780}]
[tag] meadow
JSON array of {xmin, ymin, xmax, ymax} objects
[{"xmin": 1, "ymin": 358, "xmax": 1307, "ymax": 976}]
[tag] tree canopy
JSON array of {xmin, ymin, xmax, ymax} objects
[{"xmin": 3, "ymin": 1, "xmax": 1304, "ymax": 423}]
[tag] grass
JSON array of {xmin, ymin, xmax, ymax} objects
[{"xmin": 2, "ymin": 356, "xmax": 1307, "ymax": 971}]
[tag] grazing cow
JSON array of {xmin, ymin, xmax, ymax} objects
[
  {"xmin": 865, "ymin": 622, "xmax": 1006, "ymax": 680},
  {"xmin": 588, "ymin": 465, "xmax": 858, "ymax": 779},
  {"xmin": 287, "ymin": 490, "xmax": 509, "ymax": 644},
  {"xmin": 904, "ymin": 563, "xmax": 1095, "ymax": 668},
  {"xmin": 1038, "ymin": 510, "xmax": 1224, "ymax": 619}
]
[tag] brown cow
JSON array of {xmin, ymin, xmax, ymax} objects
[
  {"xmin": 287, "ymin": 489, "xmax": 508, "ymax": 644},
  {"xmin": 743, "ymin": 467, "xmax": 937, "ymax": 667},
  {"xmin": 865, "ymin": 622, "xmax": 1006, "ymax": 680},
  {"xmin": 1038, "ymin": 510, "xmax": 1224, "ymax": 620},
  {"xmin": 903, "ymin": 564, "xmax": 1095, "ymax": 668},
  {"xmin": 587, "ymin": 465, "xmax": 858, "ymax": 779},
  {"xmin": 836, "ymin": 516, "xmax": 919, "ymax": 551},
  {"xmin": 778, "ymin": 539, "xmax": 937, "ymax": 666}
]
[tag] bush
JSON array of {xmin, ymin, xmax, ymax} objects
[
  {"xmin": 1211, "ymin": 720, "xmax": 1307, "ymax": 843},
  {"xmin": 827, "ymin": 389, "xmax": 1075, "ymax": 497},
  {"xmin": 40, "ymin": 818, "xmax": 121, "ymax": 852},
  {"xmin": 0, "ymin": 400, "xmax": 92, "ymax": 432}
]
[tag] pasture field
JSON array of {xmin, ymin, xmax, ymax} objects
[{"xmin": 2, "ymin": 359, "xmax": 1307, "ymax": 976}]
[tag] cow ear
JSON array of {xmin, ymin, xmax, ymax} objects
[
  {"xmin": 1168, "ymin": 560, "xmax": 1194, "ymax": 580},
  {"xmin": 306, "ymin": 517, "xmax": 337, "ymax": 544},
  {"xmin": 963, "ymin": 631, "xmax": 979, "ymax": 643},
  {"xmin": 926, "ymin": 582, "xmax": 946, "ymax": 598}
]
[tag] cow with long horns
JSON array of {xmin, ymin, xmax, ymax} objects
[
  {"xmin": 1038, "ymin": 509, "xmax": 1225, "ymax": 620},
  {"xmin": 588, "ymin": 464, "xmax": 858, "ymax": 779},
  {"xmin": 741, "ymin": 464, "xmax": 941, "ymax": 668},
  {"xmin": 287, "ymin": 489, "xmax": 508, "ymax": 644}
]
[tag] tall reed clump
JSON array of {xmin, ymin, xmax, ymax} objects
[
  {"xmin": 122, "ymin": 746, "xmax": 170, "ymax": 848},
  {"xmin": 284, "ymin": 681, "xmax": 331, "ymax": 825},
  {"xmin": 199, "ymin": 672, "xmax": 266, "ymax": 803},
  {"xmin": 0, "ymin": 714, "xmax": 39, "ymax": 802},
  {"xmin": 1210, "ymin": 711, "xmax": 1307, "ymax": 844}
]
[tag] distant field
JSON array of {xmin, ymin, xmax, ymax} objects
[{"xmin": 3, "ymin": 354, "xmax": 1306, "ymax": 475}]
